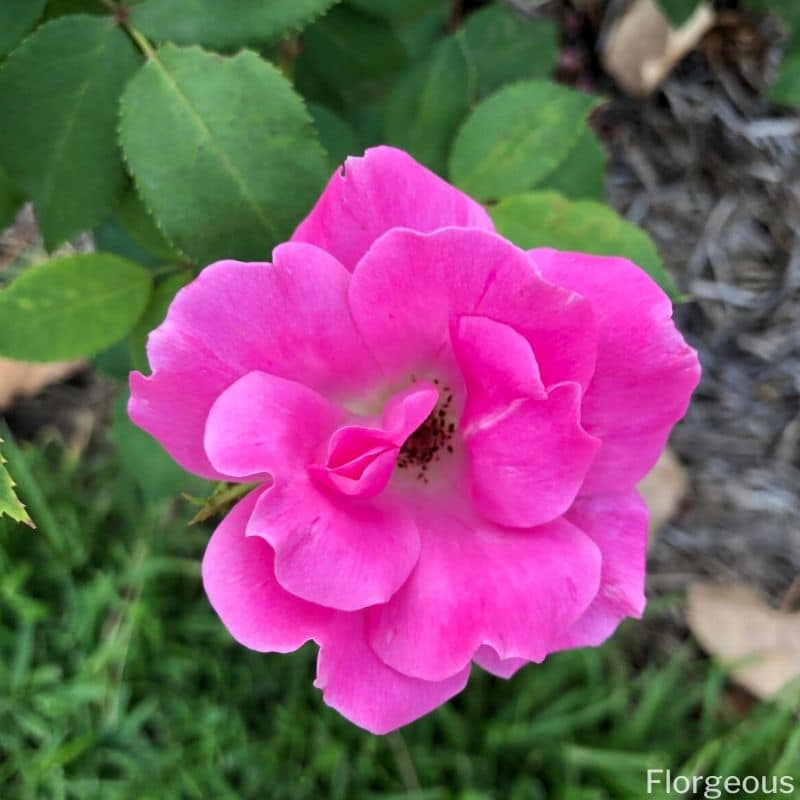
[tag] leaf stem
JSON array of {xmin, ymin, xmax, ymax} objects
[
  {"xmin": 100, "ymin": 0, "xmax": 157, "ymax": 60},
  {"xmin": 185, "ymin": 482, "xmax": 258, "ymax": 526},
  {"xmin": 125, "ymin": 24, "xmax": 158, "ymax": 61}
]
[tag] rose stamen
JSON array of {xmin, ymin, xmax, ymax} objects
[{"xmin": 397, "ymin": 380, "xmax": 455, "ymax": 482}]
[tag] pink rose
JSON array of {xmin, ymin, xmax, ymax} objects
[{"xmin": 129, "ymin": 147, "xmax": 700, "ymax": 733}]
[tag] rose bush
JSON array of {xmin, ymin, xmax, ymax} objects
[{"xmin": 129, "ymin": 146, "xmax": 700, "ymax": 733}]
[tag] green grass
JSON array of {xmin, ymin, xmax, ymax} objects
[{"xmin": 1, "ymin": 429, "xmax": 798, "ymax": 799}]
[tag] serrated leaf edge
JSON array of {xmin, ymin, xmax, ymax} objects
[
  {"xmin": 0, "ymin": 13, "xmax": 144, "ymax": 251},
  {"xmin": 447, "ymin": 78, "xmax": 604, "ymax": 197},
  {"xmin": 0, "ymin": 439, "xmax": 34, "ymax": 528},
  {"xmin": 116, "ymin": 43, "xmax": 329, "ymax": 267}
]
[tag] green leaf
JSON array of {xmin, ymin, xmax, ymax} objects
[
  {"xmin": 0, "ymin": 164, "xmax": 23, "ymax": 231},
  {"xmin": 0, "ymin": 253, "xmax": 153, "ymax": 361},
  {"xmin": 93, "ymin": 214, "xmax": 163, "ymax": 269},
  {"xmin": 111, "ymin": 392, "xmax": 205, "ymax": 502},
  {"xmin": 120, "ymin": 45, "xmax": 328, "ymax": 265},
  {"xmin": 43, "ymin": 0, "xmax": 109, "ymax": 19},
  {"xmin": 449, "ymin": 80, "xmax": 599, "ymax": 201},
  {"xmin": 491, "ymin": 191, "xmax": 680, "ymax": 298},
  {"xmin": 132, "ymin": 0, "xmax": 341, "ymax": 50},
  {"xmin": 345, "ymin": 0, "xmax": 442, "ymax": 22},
  {"xmin": 396, "ymin": 4, "xmax": 448, "ymax": 62},
  {"xmin": 0, "ymin": 16, "xmax": 140, "ymax": 250},
  {"xmin": 384, "ymin": 36, "xmax": 473, "ymax": 173},
  {"xmin": 537, "ymin": 126, "xmax": 607, "ymax": 201},
  {"xmin": 114, "ymin": 188, "xmax": 182, "ymax": 262},
  {"xmin": 770, "ymin": 55, "xmax": 800, "ymax": 106},
  {"xmin": 462, "ymin": 4, "xmax": 558, "ymax": 97},
  {"xmin": 92, "ymin": 339, "xmax": 133, "ymax": 380},
  {"xmin": 128, "ymin": 271, "xmax": 192, "ymax": 372},
  {"xmin": 0, "ymin": 440, "xmax": 33, "ymax": 527},
  {"xmin": 93, "ymin": 187, "xmax": 182, "ymax": 268},
  {"xmin": 308, "ymin": 103, "xmax": 361, "ymax": 169},
  {"xmin": 658, "ymin": 0, "xmax": 699, "ymax": 26},
  {"xmin": 0, "ymin": 0, "xmax": 47, "ymax": 56},
  {"xmin": 185, "ymin": 481, "xmax": 257, "ymax": 525},
  {"xmin": 298, "ymin": 6, "xmax": 408, "ymax": 105}
]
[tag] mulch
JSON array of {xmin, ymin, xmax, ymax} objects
[{"xmin": 600, "ymin": 7, "xmax": 800, "ymax": 600}]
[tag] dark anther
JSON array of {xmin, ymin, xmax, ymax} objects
[{"xmin": 398, "ymin": 388, "xmax": 456, "ymax": 481}]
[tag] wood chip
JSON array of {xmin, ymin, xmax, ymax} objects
[
  {"xmin": 602, "ymin": 0, "xmax": 716, "ymax": 96},
  {"xmin": 687, "ymin": 582, "xmax": 800, "ymax": 701},
  {"xmin": 638, "ymin": 447, "xmax": 688, "ymax": 543}
]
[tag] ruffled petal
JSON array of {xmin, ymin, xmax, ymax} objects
[
  {"xmin": 130, "ymin": 245, "xmax": 380, "ymax": 478},
  {"xmin": 349, "ymin": 228, "xmax": 597, "ymax": 391},
  {"xmin": 367, "ymin": 501, "xmax": 602, "ymax": 681},
  {"xmin": 312, "ymin": 382, "xmax": 438, "ymax": 498},
  {"xmin": 204, "ymin": 370, "xmax": 343, "ymax": 479},
  {"xmin": 129, "ymin": 368, "xmax": 230, "ymax": 480},
  {"xmin": 553, "ymin": 490, "xmax": 649, "ymax": 649},
  {"xmin": 473, "ymin": 645, "xmax": 528, "ymax": 680},
  {"xmin": 315, "ymin": 614, "xmax": 470, "ymax": 735},
  {"xmin": 531, "ymin": 249, "xmax": 701, "ymax": 493},
  {"xmin": 292, "ymin": 145, "xmax": 494, "ymax": 270},
  {"xmin": 202, "ymin": 488, "xmax": 332, "ymax": 652},
  {"xmin": 478, "ymin": 259, "xmax": 598, "ymax": 394},
  {"xmin": 148, "ymin": 245, "xmax": 378, "ymax": 396},
  {"xmin": 466, "ymin": 383, "xmax": 600, "ymax": 529},
  {"xmin": 452, "ymin": 315, "xmax": 545, "ymax": 424},
  {"xmin": 247, "ymin": 475, "xmax": 420, "ymax": 611}
]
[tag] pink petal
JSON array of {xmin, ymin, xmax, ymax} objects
[
  {"xmin": 367, "ymin": 502, "xmax": 602, "ymax": 681},
  {"xmin": 204, "ymin": 370, "xmax": 343, "ymax": 479},
  {"xmin": 292, "ymin": 145, "xmax": 494, "ymax": 270},
  {"xmin": 247, "ymin": 475, "xmax": 420, "ymax": 611},
  {"xmin": 466, "ymin": 383, "xmax": 600, "ymax": 529},
  {"xmin": 473, "ymin": 646, "xmax": 528, "ymax": 680},
  {"xmin": 554, "ymin": 490, "xmax": 649, "ymax": 649},
  {"xmin": 531, "ymin": 249, "xmax": 701, "ymax": 493},
  {"xmin": 312, "ymin": 382, "xmax": 439, "ymax": 498},
  {"xmin": 202, "ymin": 488, "xmax": 332, "ymax": 652},
  {"xmin": 479, "ymin": 260, "xmax": 598, "ymax": 394},
  {"xmin": 129, "ymin": 368, "xmax": 230, "ymax": 479},
  {"xmin": 349, "ymin": 228, "xmax": 597, "ymax": 391},
  {"xmin": 452, "ymin": 315, "xmax": 545, "ymax": 424},
  {"xmin": 308, "ymin": 448, "xmax": 398, "ymax": 498},
  {"xmin": 148, "ymin": 245, "xmax": 379, "ymax": 396},
  {"xmin": 129, "ymin": 245, "xmax": 380, "ymax": 477},
  {"xmin": 315, "ymin": 614, "xmax": 470, "ymax": 735}
]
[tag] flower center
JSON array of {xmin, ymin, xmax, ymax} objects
[{"xmin": 397, "ymin": 381, "xmax": 455, "ymax": 483}]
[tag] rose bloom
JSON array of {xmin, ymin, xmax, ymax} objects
[{"xmin": 130, "ymin": 147, "xmax": 700, "ymax": 734}]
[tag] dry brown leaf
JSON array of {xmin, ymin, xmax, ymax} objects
[
  {"xmin": 687, "ymin": 582, "xmax": 800, "ymax": 701},
  {"xmin": 0, "ymin": 357, "xmax": 84, "ymax": 412},
  {"xmin": 602, "ymin": 0, "xmax": 716, "ymax": 96},
  {"xmin": 638, "ymin": 447, "xmax": 688, "ymax": 542}
]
